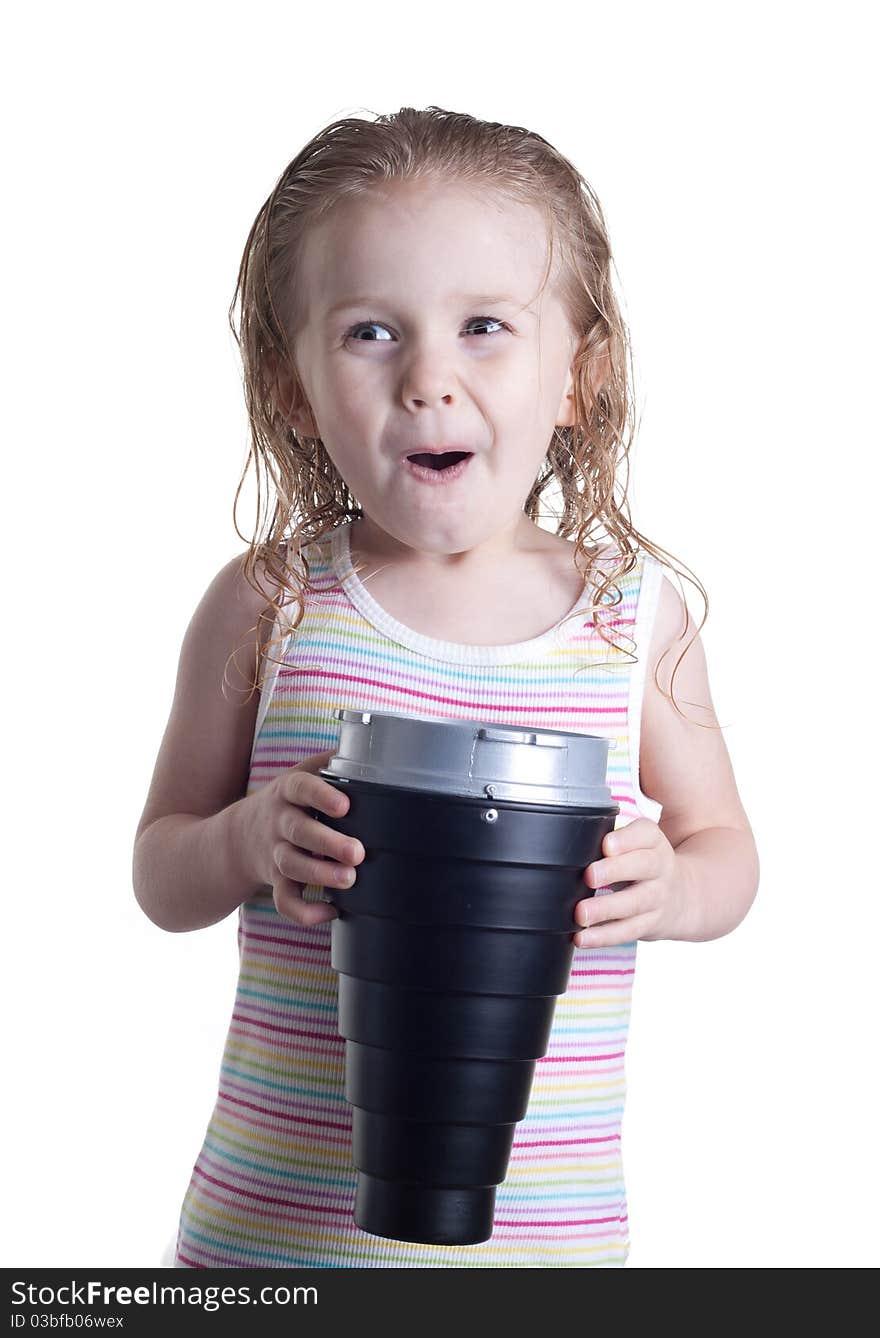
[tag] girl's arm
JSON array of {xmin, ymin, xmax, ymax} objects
[
  {"xmin": 638, "ymin": 573, "xmax": 760, "ymax": 940},
  {"xmin": 131, "ymin": 553, "xmax": 279, "ymax": 931},
  {"xmin": 575, "ymin": 573, "xmax": 760, "ymax": 948}
]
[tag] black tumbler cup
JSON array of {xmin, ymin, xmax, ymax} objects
[{"xmin": 314, "ymin": 709, "xmax": 618, "ymax": 1247}]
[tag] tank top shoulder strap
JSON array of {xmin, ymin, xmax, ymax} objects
[{"xmin": 250, "ymin": 532, "xmax": 336, "ymax": 763}]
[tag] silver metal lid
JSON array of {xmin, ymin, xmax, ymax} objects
[{"xmin": 320, "ymin": 709, "xmax": 616, "ymax": 808}]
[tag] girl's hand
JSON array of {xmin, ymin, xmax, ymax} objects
[
  {"xmin": 242, "ymin": 748, "xmax": 365, "ymax": 928},
  {"xmin": 573, "ymin": 818, "xmax": 688, "ymax": 948}
]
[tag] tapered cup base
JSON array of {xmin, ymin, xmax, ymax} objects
[{"xmin": 354, "ymin": 1173, "xmax": 495, "ymax": 1246}]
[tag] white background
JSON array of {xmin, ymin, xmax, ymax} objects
[{"xmin": 3, "ymin": 0, "xmax": 877, "ymax": 1269}]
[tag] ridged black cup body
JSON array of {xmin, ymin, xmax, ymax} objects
[{"xmin": 317, "ymin": 779, "xmax": 617, "ymax": 1246}]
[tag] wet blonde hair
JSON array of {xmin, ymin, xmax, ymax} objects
[{"xmin": 227, "ymin": 105, "xmax": 710, "ymax": 723}]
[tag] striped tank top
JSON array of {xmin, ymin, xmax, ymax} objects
[{"xmin": 174, "ymin": 520, "xmax": 663, "ymax": 1268}]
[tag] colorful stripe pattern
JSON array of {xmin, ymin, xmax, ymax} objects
[{"xmin": 175, "ymin": 522, "xmax": 663, "ymax": 1268}]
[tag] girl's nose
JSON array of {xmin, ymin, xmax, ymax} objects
[
  {"xmin": 400, "ymin": 346, "xmax": 457, "ymax": 410},
  {"xmin": 406, "ymin": 389, "xmax": 455, "ymax": 410}
]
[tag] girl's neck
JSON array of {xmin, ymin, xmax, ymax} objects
[
  {"xmin": 343, "ymin": 515, "xmax": 586, "ymax": 647},
  {"xmin": 349, "ymin": 514, "xmax": 558, "ymax": 579}
]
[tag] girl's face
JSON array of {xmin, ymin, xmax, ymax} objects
[{"xmin": 288, "ymin": 181, "xmax": 579, "ymax": 564}]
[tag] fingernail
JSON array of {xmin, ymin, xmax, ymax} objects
[{"xmin": 336, "ymin": 866, "xmax": 356, "ymax": 886}]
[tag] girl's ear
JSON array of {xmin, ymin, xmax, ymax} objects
[
  {"xmin": 556, "ymin": 369, "xmax": 577, "ymax": 428},
  {"xmin": 556, "ymin": 336, "xmax": 611, "ymax": 427},
  {"xmin": 266, "ymin": 352, "xmax": 320, "ymax": 437},
  {"xmin": 555, "ymin": 331, "xmax": 580, "ymax": 428},
  {"xmin": 588, "ymin": 340, "xmax": 612, "ymax": 402}
]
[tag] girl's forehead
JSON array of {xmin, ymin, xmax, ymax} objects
[
  {"xmin": 299, "ymin": 185, "xmax": 556, "ymax": 308},
  {"xmin": 317, "ymin": 180, "xmax": 547, "ymax": 242}
]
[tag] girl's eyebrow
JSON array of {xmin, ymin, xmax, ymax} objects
[{"xmin": 323, "ymin": 293, "xmax": 521, "ymax": 319}]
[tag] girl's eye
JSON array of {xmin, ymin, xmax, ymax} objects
[
  {"xmin": 465, "ymin": 316, "xmax": 507, "ymax": 337},
  {"xmin": 345, "ymin": 316, "xmax": 509, "ymax": 342}
]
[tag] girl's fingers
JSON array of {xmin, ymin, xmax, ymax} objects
[
  {"xmin": 577, "ymin": 884, "xmax": 645, "ymax": 927},
  {"xmin": 273, "ymin": 839, "xmax": 357, "ymax": 891},
  {"xmin": 574, "ymin": 911, "xmax": 658, "ymax": 950},
  {"xmin": 286, "ymin": 756, "xmax": 349, "ymax": 816},
  {"xmin": 586, "ymin": 847, "xmax": 657, "ymax": 890},
  {"xmin": 272, "ymin": 874, "xmax": 339, "ymax": 926},
  {"xmin": 287, "ymin": 811, "xmax": 364, "ymax": 866},
  {"xmin": 291, "ymin": 748, "xmax": 337, "ymax": 776}
]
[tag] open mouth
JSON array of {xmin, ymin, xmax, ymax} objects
[{"xmin": 406, "ymin": 451, "xmax": 472, "ymax": 471}]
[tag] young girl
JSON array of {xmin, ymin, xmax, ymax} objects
[{"xmin": 133, "ymin": 105, "xmax": 759, "ymax": 1269}]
